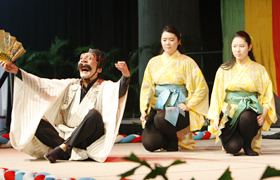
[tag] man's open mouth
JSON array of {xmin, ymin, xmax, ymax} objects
[
  {"xmin": 78, "ymin": 63, "xmax": 92, "ymax": 72},
  {"xmin": 81, "ymin": 66, "xmax": 90, "ymax": 72}
]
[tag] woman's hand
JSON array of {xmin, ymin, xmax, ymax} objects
[
  {"xmin": 257, "ymin": 106, "xmax": 268, "ymax": 126},
  {"xmin": 0, "ymin": 61, "xmax": 18, "ymax": 74},
  {"xmin": 115, "ymin": 61, "xmax": 130, "ymax": 78},
  {"xmin": 140, "ymin": 113, "xmax": 147, "ymax": 122},
  {"xmin": 178, "ymin": 103, "xmax": 190, "ymax": 111},
  {"xmin": 213, "ymin": 119, "xmax": 219, "ymax": 131},
  {"xmin": 257, "ymin": 114, "xmax": 265, "ymax": 126}
]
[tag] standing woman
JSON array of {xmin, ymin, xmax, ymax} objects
[
  {"xmin": 208, "ymin": 31, "xmax": 277, "ymax": 156},
  {"xmin": 140, "ymin": 25, "xmax": 209, "ymax": 152}
]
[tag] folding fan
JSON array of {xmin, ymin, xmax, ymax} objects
[{"xmin": 0, "ymin": 29, "xmax": 26, "ymax": 64}]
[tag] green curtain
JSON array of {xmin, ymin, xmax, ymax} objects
[{"xmin": 221, "ymin": 0, "xmax": 245, "ymax": 62}]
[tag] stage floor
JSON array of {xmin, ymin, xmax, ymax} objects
[{"xmin": 1, "ymin": 135, "xmax": 280, "ymax": 180}]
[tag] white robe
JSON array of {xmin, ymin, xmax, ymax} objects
[{"xmin": 10, "ymin": 70, "xmax": 128, "ymax": 162}]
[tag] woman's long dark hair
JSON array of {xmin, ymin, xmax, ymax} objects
[
  {"xmin": 221, "ymin": 31, "xmax": 256, "ymax": 70},
  {"xmin": 160, "ymin": 25, "xmax": 184, "ymax": 54}
]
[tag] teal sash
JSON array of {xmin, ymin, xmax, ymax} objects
[
  {"xmin": 154, "ymin": 84, "xmax": 187, "ymax": 126},
  {"xmin": 225, "ymin": 91, "xmax": 262, "ymax": 127}
]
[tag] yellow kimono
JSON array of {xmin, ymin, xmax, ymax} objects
[
  {"xmin": 140, "ymin": 50, "xmax": 209, "ymax": 150},
  {"xmin": 208, "ymin": 58, "xmax": 277, "ymax": 153}
]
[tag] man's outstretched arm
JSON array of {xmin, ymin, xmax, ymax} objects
[{"xmin": 115, "ymin": 61, "xmax": 130, "ymax": 98}]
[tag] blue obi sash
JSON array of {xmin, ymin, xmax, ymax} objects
[{"xmin": 154, "ymin": 84, "xmax": 188, "ymax": 126}]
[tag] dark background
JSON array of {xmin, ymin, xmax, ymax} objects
[
  {"xmin": 0, "ymin": 0, "xmax": 138, "ymax": 61},
  {"xmin": 0, "ymin": 0, "xmax": 222, "ymax": 121}
]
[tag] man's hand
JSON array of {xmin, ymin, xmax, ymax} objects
[
  {"xmin": 115, "ymin": 61, "xmax": 130, "ymax": 77},
  {"xmin": 0, "ymin": 61, "xmax": 18, "ymax": 74}
]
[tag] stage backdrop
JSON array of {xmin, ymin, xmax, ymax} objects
[{"xmin": 221, "ymin": 0, "xmax": 280, "ymax": 95}]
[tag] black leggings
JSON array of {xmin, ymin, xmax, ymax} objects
[
  {"xmin": 35, "ymin": 109, "xmax": 105, "ymax": 150},
  {"xmin": 221, "ymin": 110, "xmax": 261, "ymax": 154},
  {"xmin": 142, "ymin": 109, "xmax": 190, "ymax": 152}
]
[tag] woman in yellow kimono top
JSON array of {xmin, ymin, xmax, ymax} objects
[
  {"xmin": 208, "ymin": 31, "xmax": 277, "ymax": 156},
  {"xmin": 140, "ymin": 25, "xmax": 209, "ymax": 152}
]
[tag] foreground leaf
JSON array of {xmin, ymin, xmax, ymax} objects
[
  {"xmin": 261, "ymin": 166, "xmax": 280, "ymax": 179},
  {"xmin": 218, "ymin": 167, "xmax": 232, "ymax": 180},
  {"xmin": 170, "ymin": 160, "xmax": 186, "ymax": 166},
  {"xmin": 119, "ymin": 153, "xmax": 186, "ymax": 180},
  {"xmin": 144, "ymin": 165, "xmax": 168, "ymax": 180},
  {"xmin": 119, "ymin": 167, "xmax": 139, "ymax": 179},
  {"xmin": 123, "ymin": 153, "xmax": 151, "ymax": 168},
  {"xmin": 144, "ymin": 160, "xmax": 186, "ymax": 179}
]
